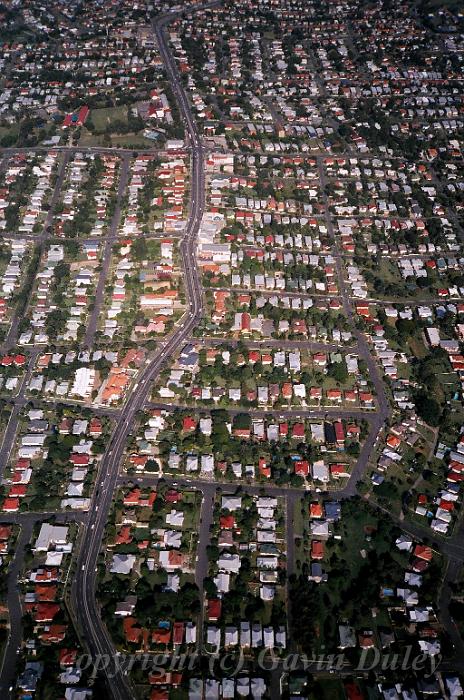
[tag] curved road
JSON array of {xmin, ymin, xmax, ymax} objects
[{"xmin": 70, "ymin": 5, "xmax": 217, "ymax": 698}]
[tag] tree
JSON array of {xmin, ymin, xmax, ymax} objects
[
  {"xmin": 396, "ymin": 318, "xmax": 415, "ymax": 338},
  {"xmin": 346, "ymin": 441, "xmax": 360, "ymax": 457},
  {"xmin": 206, "ymin": 544, "xmax": 219, "ymax": 561},
  {"xmin": 414, "ymin": 391, "xmax": 441, "ymax": 427},
  {"xmin": 211, "ymin": 409, "xmax": 229, "ymax": 438},
  {"xmin": 244, "ymin": 595, "xmax": 264, "ymax": 620},
  {"xmin": 327, "ymin": 360, "xmax": 348, "ymax": 384},
  {"xmin": 233, "ymin": 412, "xmax": 251, "ymax": 430},
  {"xmin": 203, "ymin": 577, "xmax": 218, "ymax": 598},
  {"xmin": 46, "ymin": 309, "xmax": 67, "ymax": 340}
]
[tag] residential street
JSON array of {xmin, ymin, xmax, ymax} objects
[
  {"xmin": 0, "ymin": 518, "xmax": 35, "ymax": 697},
  {"xmin": 0, "ymin": 348, "xmax": 40, "ymax": 482},
  {"xmin": 0, "ymin": 152, "xmax": 70, "ymax": 354},
  {"xmin": 83, "ymin": 154, "xmax": 131, "ymax": 348}
]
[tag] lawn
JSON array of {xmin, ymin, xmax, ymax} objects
[
  {"xmin": 78, "ymin": 130, "xmax": 153, "ymax": 149},
  {"xmin": 91, "ymin": 106, "xmax": 128, "ymax": 131},
  {"xmin": 110, "ymin": 133, "xmax": 154, "ymax": 148},
  {"xmin": 0, "ymin": 124, "xmax": 19, "ymax": 143},
  {"xmin": 182, "ymin": 490, "xmax": 199, "ymax": 505},
  {"xmin": 440, "ymin": 410, "xmax": 464, "ymax": 444},
  {"xmin": 377, "ymin": 258, "xmax": 403, "ymax": 286},
  {"xmin": 408, "ymin": 333, "xmax": 428, "ymax": 359},
  {"xmin": 359, "ymin": 257, "xmax": 448, "ymax": 300},
  {"xmin": 183, "ymin": 504, "xmax": 201, "ymax": 533}
]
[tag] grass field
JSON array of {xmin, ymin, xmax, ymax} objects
[
  {"xmin": 78, "ymin": 106, "xmax": 153, "ymax": 149},
  {"xmin": 78, "ymin": 130, "xmax": 153, "ymax": 149},
  {"xmin": 110, "ymin": 133, "xmax": 154, "ymax": 148},
  {"xmin": 0, "ymin": 125, "xmax": 19, "ymax": 140},
  {"xmin": 91, "ymin": 105, "xmax": 128, "ymax": 131}
]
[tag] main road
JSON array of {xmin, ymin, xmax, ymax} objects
[{"xmin": 70, "ymin": 4, "xmax": 218, "ymax": 699}]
